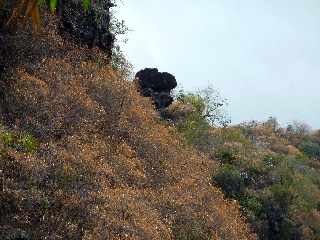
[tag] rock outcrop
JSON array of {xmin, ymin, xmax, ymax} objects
[
  {"xmin": 135, "ymin": 68, "xmax": 177, "ymax": 109},
  {"xmin": 0, "ymin": 0, "xmax": 115, "ymax": 59},
  {"xmin": 60, "ymin": 0, "xmax": 115, "ymax": 58}
]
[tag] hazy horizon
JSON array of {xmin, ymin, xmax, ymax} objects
[{"xmin": 118, "ymin": 1, "xmax": 320, "ymax": 129}]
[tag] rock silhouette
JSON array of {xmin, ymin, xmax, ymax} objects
[{"xmin": 135, "ymin": 68, "xmax": 177, "ymax": 109}]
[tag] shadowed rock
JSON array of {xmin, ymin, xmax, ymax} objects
[
  {"xmin": 135, "ymin": 68, "xmax": 177, "ymax": 109},
  {"xmin": 60, "ymin": 0, "xmax": 114, "ymax": 58}
]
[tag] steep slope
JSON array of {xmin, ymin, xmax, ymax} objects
[{"xmin": 0, "ymin": 18, "xmax": 255, "ymax": 239}]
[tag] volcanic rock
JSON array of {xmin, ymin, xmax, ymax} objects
[{"xmin": 135, "ymin": 68, "xmax": 177, "ymax": 109}]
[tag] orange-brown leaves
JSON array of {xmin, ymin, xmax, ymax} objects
[{"xmin": 7, "ymin": 0, "xmax": 41, "ymax": 30}]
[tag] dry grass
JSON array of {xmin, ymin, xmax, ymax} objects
[{"xmin": 0, "ymin": 16, "xmax": 256, "ymax": 239}]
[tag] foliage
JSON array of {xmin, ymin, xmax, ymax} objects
[
  {"xmin": 110, "ymin": 43, "xmax": 133, "ymax": 78},
  {"xmin": 173, "ymin": 110, "xmax": 320, "ymax": 239},
  {"xmin": 18, "ymin": 134, "xmax": 37, "ymax": 152},
  {"xmin": 1, "ymin": 130, "xmax": 37, "ymax": 152},
  {"xmin": 298, "ymin": 139, "xmax": 320, "ymax": 158},
  {"xmin": 0, "ymin": 0, "xmax": 91, "ymax": 29},
  {"xmin": 0, "ymin": 27, "xmax": 255, "ymax": 239},
  {"xmin": 1, "ymin": 131, "xmax": 14, "ymax": 147},
  {"xmin": 166, "ymin": 87, "xmax": 229, "ymax": 152},
  {"xmin": 209, "ymin": 120, "xmax": 320, "ymax": 240},
  {"xmin": 176, "ymin": 86, "xmax": 230, "ymax": 127},
  {"xmin": 214, "ymin": 147, "xmax": 238, "ymax": 164},
  {"xmin": 239, "ymin": 195, "xmax": 263, "ymax": 218},
  {"xmin": 168, "ymin": 87, "xmax": 319, "ymax": 238},
  {"xmin": 213, "ymin": 164, "xmax": 245, "ymax": 198}
]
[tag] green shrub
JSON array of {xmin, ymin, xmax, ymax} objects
[
  {"xmin": 239, "ymin": 195, "xmax": 263, "ymax": 217},
  {"xmin": 1, "ymin": 131, "xmax": 37, "ymax": 153},
  {"xmin": 1, "ymin": 132, "xmax": 15, "ymax": 147},
  {"xmin": 267, "ymin": 185, "xmax": 295, "ymax": 213},
  {"xmin": 214, "ymin": 148, "xmax": 237, "ymax": 164},
  {"xmin": 213, "ymin": 164, "xmax": 245, "ymax": 198},
  {"xmin": 220, "ymin": 127, "xmax": 250, "ymax": 144},
  {"xmin": 299, "ymin": 140, "xmax": 320, "ymax": 158},
  {"xmin": 175, "ymin": 87, "xmax": 230, "ymax": 127},
  {"xmin": 247, "ymin": 165, "xmax": 263, "ymax": 178},
  {"xmin": 18, "ymin": 134, "xmax": 37, "ymax": 153},
  {"xmin": 262, "ymin": 185, "xmax": 297, "ymax": 239}
]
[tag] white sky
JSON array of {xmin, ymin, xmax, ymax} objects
[{"xmin": 117, "ymin": 0, "xmax": 320, "ymax": 128}]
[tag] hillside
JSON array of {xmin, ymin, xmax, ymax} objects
[
  {"xmin": 210, "ymin": 122, "xmax": 320, "ymax": 239},
  {"xmin": 0, "ymin": 17, "xmax": 255, "ymax": 239},
  {"xmin": 165, "ymin": 95, "xmax": 320, "ymax": 239}
]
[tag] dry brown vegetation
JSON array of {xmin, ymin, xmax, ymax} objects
[{"xmin": 0, "ymin": 17, "xmax": 255, "ymax": 239}]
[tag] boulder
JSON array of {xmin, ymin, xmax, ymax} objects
[
  {"xmin": 135, "ymin": 68, "xmax": 177, "ymax": 91},
  {"xmin": 135, "ymin": 68, "xmax": 177, "ymax": 109}
]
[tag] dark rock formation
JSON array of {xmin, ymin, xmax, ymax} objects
[
  {"xmin": 0, "ymin": 0, "xmax": 115, "ymax": 58},
  {"xmin": 135, "ymin": 68, "xmax": 177, "ymax": 109},
  {"xmin": 59, "ymin": 0, "xmax": 115, "ymax": 58}
]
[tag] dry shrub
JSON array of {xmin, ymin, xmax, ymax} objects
[
  {"xmin": 0, "ymin": 16, "xmax": 256, "ymax": 239},
  {"xmin": 287, "ymin": 145, "xmax": 301, "ymax": 156}
]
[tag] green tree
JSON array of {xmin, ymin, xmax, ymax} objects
[
  {"xmin": 171, "ymin": 87, "xmax": 229, "ymax": 152},
  {"xmin": 176, "ymin": 86, "xmax": 230, "ymax": 127}
]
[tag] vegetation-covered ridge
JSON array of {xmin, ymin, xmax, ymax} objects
[
  {"xmin": 2, "ymin": 2, "xmax": 319, "ymax": 239},
  {"xmin": 167, "ymin": 90, "xmax": 320, "ymax": 240},
  {"xmin": 0, "ymin": 17, "xmax": 255, "ymax": 239}
]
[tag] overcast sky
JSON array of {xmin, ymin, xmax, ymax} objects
[{"xmin": 117, "ymin": 0, "xmax": 320, "ymax": 129}]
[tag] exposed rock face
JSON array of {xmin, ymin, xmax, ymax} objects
[
  {"xmin": 60, "ymin": 0, "xmax": 114, "ymax": 58},
  {"xmin": 135, "ymin": 68, "xmax": 177, "ymax": 109}
]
